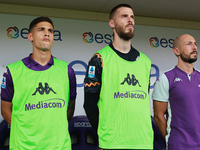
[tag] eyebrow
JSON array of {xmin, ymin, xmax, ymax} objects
[
  {"xmin": 38, "ymin": 27, "xmax": 54, "ymax": 31},
  {"xmin": 187, "ymin": 41, "xmax": 197, "ymax": 45}
]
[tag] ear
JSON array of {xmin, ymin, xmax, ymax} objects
[
  {"xmin": 109, "ymin": 19, "xmax": 115, "ymax": 29},
  {"xmin": 28, "ymin": 32, "xmax": 33, "ymax": 42},
  {"xmin": 173, "ymin": 47, "xmax": 180, "ymax": 56}
]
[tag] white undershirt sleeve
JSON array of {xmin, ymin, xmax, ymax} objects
[{"xmin": 152, "ymin": 73, "xmax": 169, "ymax": 102}]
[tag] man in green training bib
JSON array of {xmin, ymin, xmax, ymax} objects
[
  {"xmin": 1, "ymin": 17, "xmax": 77, "ymax": 150},
  {"xmin": 84, "ymin": 4, "xmax": 153, "ymax": 150}
]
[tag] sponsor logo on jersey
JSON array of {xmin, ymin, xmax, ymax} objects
[
  {"xmin": 114, "ymin": 73, "xmax": 147, "ymax": 100},
  {"xmin": 121, "ymin": 73, "xmax": 141, "ymax": 87},
  {"xmin": 32, "ymin": 82, "xmax": 56, "ymax": 95},
  {"xmin": 88, "ymin": 66, "xmax": 95, "ymax": 78},
  {"xmin": 25, "ymin": 98, "xmax": 65, "ymax": 111},
  {"xmin": 25, "ymin": 82, "xmax": 65, "ymax": 111},
  {"xmin": 114, "ymin": 90, "xmax": 147, "ymax": 99},
  {"xmin": 174, "ymin": 77, "xmax": 182, "ymax": 82},
  {"xmin": 1, "ymin": 77, "xmax": 6, "ymax": 89}
]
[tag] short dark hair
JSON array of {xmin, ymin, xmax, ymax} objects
[
  {"xmin": 109, "ymin": 4, "xmax": 132, "ymax": 19},
  {"xmin": 29, "ymin": 17, "xmax": 54, "ymax": 32}
]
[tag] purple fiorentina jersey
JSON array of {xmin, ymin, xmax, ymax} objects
[
  {"xmin": 165, "ymin": 66, "xmax": 200, "ymax": 150},
  {"xmin": 1, "ymin": 54, "xmax": 76, "ymax": 102}
]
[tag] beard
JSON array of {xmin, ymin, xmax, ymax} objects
[
  {"xmin": 180, "ymin": 51, "xmax": 197, "ymax": 63},
  {"xmin": 115, "ymin": 23, "xmax": 134, "ymax": 41}
]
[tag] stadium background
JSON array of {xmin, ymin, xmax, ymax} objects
[{"xmin": 0, "ymin": 2, "xmax": 200, "ymax": 149}]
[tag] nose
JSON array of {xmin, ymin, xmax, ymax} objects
[
  {"xmin": 128, "ymin": 16, "xmax": 134, "ymax": 25},
  {"xmin": 193, "ymin": 43, "xmax": 197, "ymax": 50},
  {"xmin": 44, "ymin": 29, "xmax": 49, "ymax": 37}
]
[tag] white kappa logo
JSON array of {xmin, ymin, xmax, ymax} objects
[{"xmin": 174, "ymin": 77, "xmax": 182, "ymax": 82}]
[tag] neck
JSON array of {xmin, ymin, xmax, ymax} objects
[
  {"xmin": 177, "ymin": 61, "xmax": 194, "ymax": 75},
  {"xmin": 31, "ymin": 50, "xmax": 51, "ymax": 66},
  {"xmin": 112, "ymin": 39, "xmax": 131, "ymax": 53}
]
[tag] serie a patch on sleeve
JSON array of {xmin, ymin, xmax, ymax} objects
[
  {"xmin": 1, "ymin": 77, "xmax": 6, "ymax": 89},
  {"xmin": 88, "ymin": 66, "xmax": 95, "ymax": 78}
]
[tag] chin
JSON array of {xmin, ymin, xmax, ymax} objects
[{"xmin": 41, "ymin": 48, "xmax": 51, "ymax": 52}]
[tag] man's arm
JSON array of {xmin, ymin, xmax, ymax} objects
[
  {"xmin": 152, "ymin": 73, "xmax": 169, "ymax": 139},
  {"xmin": 67, "ymin": 66, "xmax": 77, "ymax": 122},
  {"xmin": 153, "ymin": 100, "xmax": 168, "ymax": 139},
  {"xmin": 84, "ymin": 92, "xmax": 99, "ymax": 133},
  {"xmin": 67, "ymin": 99, "xmax": 75, "ymax": 122},
  {"xmin": 84, "ymin": 53, "xmax": 102, "ymax": 133},
  {"xmin": 1, "ymin": 100, "xmax": 12, "ymax": 125},
  {"xmin": 1, "ymin": 68, "xmax": 14, "ymax": 125}
]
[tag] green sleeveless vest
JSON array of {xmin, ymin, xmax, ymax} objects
[
  {"xmin": 8, "ymin": 58, "xmax": 71, "ymax": 150},
  {"xmin": 97, "ymin": 46, "xmax": 153, "ymax": 149}
]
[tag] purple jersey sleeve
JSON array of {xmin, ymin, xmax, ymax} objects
[
  {"xmin": 68, "ymin": 65, "xmax": 77, "ymax": 100},
  {"xmin": 1, "ymin": 68, "xmax": 13, "ymax": 102}
]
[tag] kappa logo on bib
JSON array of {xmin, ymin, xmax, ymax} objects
[
  {"xmin": 121, "ymin": 73, "xmax": 141, "ymax": 87},
  {"xmin": 32, "ymin": 82, "xmax": 56, "ymax": 96},
  {"xmin": 114, "ymin": 73, "xmax": 147, "ymax": 100}
]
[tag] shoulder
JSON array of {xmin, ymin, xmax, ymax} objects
[
  {"xmin": 155, "ymin": 67, "xmax": 176, "ymax": 84},
  {"xmin": 152, "ymin": 73, "xmax": 169, "ymax": 102},
  {"xmin": 7, "ymin": 60, "xmax": 24, "ymax": 74},
  {"xmin": 155, "ymin": 73, "xmax": 169, "ymax": 84},
  {"xmin": 9, "ymin": 55, "xmax": 30, "ymax": 67},
  {"xmin": 68, "ymin": 66, "xmax": 75, "ymax": 76},
  {"xmin": 2, "ymin": 67, "xmax": 12, "ymax": 84},
  {"xmin": 53, "ymin": 58, "xmax": 70, "ymax": 71},
  {"xmin": 53, "ymin": 57, "xmax": 68, "ymax": 64},
  {"xmin": 164, "ymin": 67, "xmax": 179, "ymax": 81},
  {"xmin": 137, "ymin": 51, "xmax": 151, "ymax": 63},
  {"xmin": 195, "ymin": 69, "xmax": 200, "ymax": 74},
  {"xmin": 97, "ymin": 45, "xmax": 112, "ymax": 56},
  {"xmin": 89, "ymin": 53, "xmax": 103, "ymax": 67},
  {"xmin": 7, "ymin": 60, "xmax": 23, "ymax": 68},
  {"xmin": 194, "ymin": 69, "xmax": 200, "ymax": 79},
  {"xmin": 138, "ymin": 51, "xmax": 149, "ymax": 58}
]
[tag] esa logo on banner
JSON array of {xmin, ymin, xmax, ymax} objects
[
  {"xmin": 149, "ymin": 37, "xmax": 174, "ymax": 48},
  {"xmin": 7, "ymin": 26, "xmax": 62, "ymax": 41},
  {"xmin": 82, "ymin": 32, "xmax": 114, "ymax": 44}
]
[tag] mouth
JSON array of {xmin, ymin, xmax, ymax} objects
[
  {"xmin": 43, "ymin": 38, "xmax": 50, "ymax": 42},
  {"xmin": 126, "ymin": 25, "xmax": 134, "ymax": 29},
  {"xmin": 191, "ymin": 51, "xmax": 197, "ymax": 55}
]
